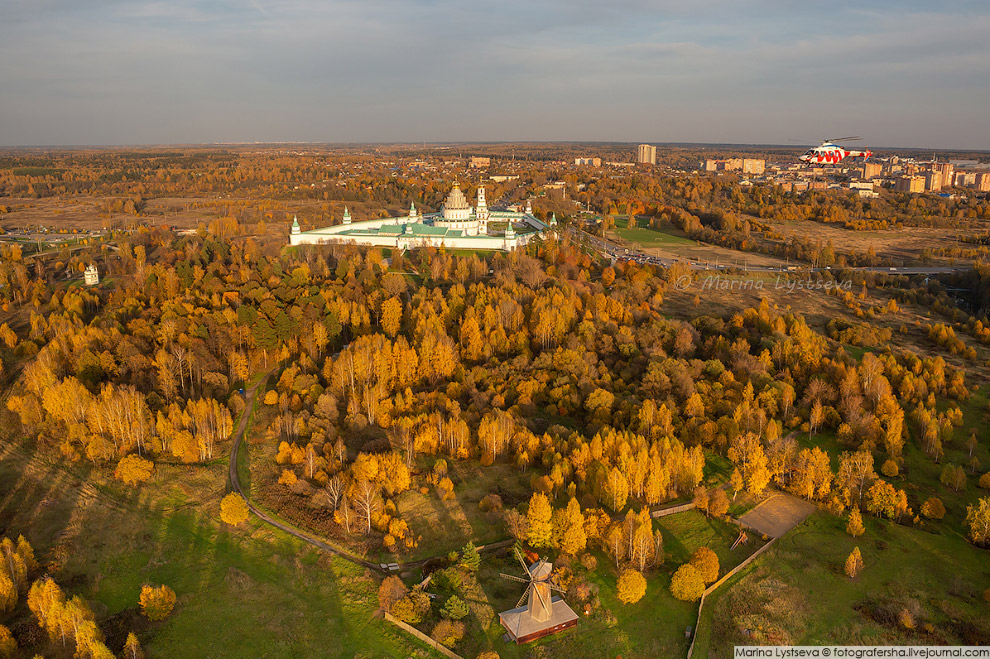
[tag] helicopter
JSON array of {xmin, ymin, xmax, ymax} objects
[{"xmin": 798, "ymin": 137, "xmax": 872, "ymax": 165}]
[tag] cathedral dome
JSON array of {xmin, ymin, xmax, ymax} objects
[{"xmin": 442, "ymin": 183, "xmax": 472, "ymax": 221}]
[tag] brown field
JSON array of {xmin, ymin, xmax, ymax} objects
[
  {"xmin": 606, "ymin": 227, "xmax": 791, "ymax": 269},
  {"xmin": 759, "ymin": 217, "xmax": 990, "ymax": 265}
]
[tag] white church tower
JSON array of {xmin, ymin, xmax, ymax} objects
[
  {"xmin": 342, "ymin": 207, "xmax": 351, "ymax": 225},
  {"xmin": 476, "ymin": 186, "xmax": 488, "ymax": 221},
  {"xmin": 291, "ymin": 215, "xmax": 301, "ymax": 235}
]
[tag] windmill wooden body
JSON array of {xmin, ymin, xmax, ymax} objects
[{"xmin": 498, "ymin": 551, "xmax": 578, "ymax": 644}]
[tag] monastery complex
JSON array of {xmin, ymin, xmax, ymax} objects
[{"xmin": 289, "ymin": 183, "xmax": 552, "ymax": 251}]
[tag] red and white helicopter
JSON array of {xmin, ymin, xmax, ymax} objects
[{"xmin": 798, "ymin": 137, "xmax": 872, "ymax": 165}]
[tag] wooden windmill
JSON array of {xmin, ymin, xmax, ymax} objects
[{"xmin": 498, "ymin": 550, "xmax": 578, "ymax": 643}]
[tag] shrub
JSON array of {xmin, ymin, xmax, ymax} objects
[
  {"xmin": 220, "ymin": 492, "xmax": 249, "ymax": 525},
  {"xmin": 431, "ymin": 619, "xmax": 465, "ymax": 647},
  {"xmin": 479, "ymin": 494, "xmax": 503, "ymax": 513},
  {"xmin": 616, "ymin": 569, "xmax": 647, "ymax": 604},
  {"xmin": 689, "ymin": 547, "xmax": 720, "ymax": 585},
  {"xmin": 377, "ymin": 575, "xmax": 407, "ymax": 612},
  {"xmin": 920, "ymin": 497, "xmax": 945, "ymax": 520},
  {"xmin": 881, "ymin": 459, "xmax": 899, "ymax": 478},
  {"xmin": 114, "ymin": 454, "xmax": 154, "ymax": 486},
  {"xmin": 441, "ymin": 595, "xmax": 469, "ymax": 620},
  {"xmin": 670, "ymin": 564, "xmax": 705, "ymax": 602},
  {"xmin": 580, "ymin": 553, "xmax": 598, "ymax": 571},
  {"xmin": 139, "ymin": 584, "xmax": 176, "ymax": 621}
]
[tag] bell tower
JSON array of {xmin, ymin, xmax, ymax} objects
[{"xmin": 476, "ymin": 185, "xmax": 488, "ymax": 221}]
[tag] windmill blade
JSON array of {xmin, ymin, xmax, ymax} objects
[
  {"xmin": 516, "ymin": 583, "xmax": 532, "ymax": 609},
  {"xmin": 547, "ymin": 582, "xmax": 567, "ymax": 593},
  {"xmin": 514, "ymin": 548, "xmax": 530, "ymax": 575},
  {"xmin": 499, "ymin": 573, "xmax": 529, "ymax": 584}
]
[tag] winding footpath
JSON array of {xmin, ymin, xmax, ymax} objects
[
  {"xmin": 227, "ymin": 370, "xmax": 514, "ymax": 576},
  {"xmin": 227, "ymin": 371, "xmax": 387, "ymax": 574}
]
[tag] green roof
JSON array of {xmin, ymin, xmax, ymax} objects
[{"xmin": 408, "ymin": 224, "xmax": 449, "ymax": 236}]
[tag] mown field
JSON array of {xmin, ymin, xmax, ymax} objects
[{"xmin": 697, "ymin": 511, "xmax": 990, "ymax": 657}]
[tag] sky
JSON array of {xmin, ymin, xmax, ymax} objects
[{"xmin": 1, "ymin": 0, "xmax": 988, "ymax": 149}]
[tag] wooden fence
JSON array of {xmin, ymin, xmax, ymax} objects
[
  {"xmin": 685, "ymin": 537, "xmax": 778, "ymax": 659},
  {"xmin": 651, "ymin": 502, "xmax": 696, "ymax": 518},
  {"xmin": 383, "ymin": 612, "xmax": 465, "ymax": 659}
]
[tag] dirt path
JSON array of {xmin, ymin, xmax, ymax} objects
[
  {"xmin": 227, "ymin": 370, "xmax": 514, "ymax": 576},
  {"xmin": 227, "ymin": 371, "xmax": 389, "ymax": 573},
  {"xmin": 737, "ymin": 493, "xmax": 817, "ymax": 538}
]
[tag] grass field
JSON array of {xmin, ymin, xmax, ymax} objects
[
  {"xmin": 0, "ymin": 438, "xmax": 427, "ymax": 659},
  {"xmin": 700, "ymin": 511, "xmax": 990, "ymax": 657},
  {"xmin": 611, "ymin": 217, "xmax": 696, "ymax": 247},
  {"xmin": 393, "ymin": 460, "xmax": 530, "ymax": 562}
]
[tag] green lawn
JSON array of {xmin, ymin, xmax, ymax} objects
[
  {"xmin": 611, "ymin": 217, "xmax": 695, "ymax": 248},
  {"xmin": 656, "ymin": 509, "xmax": 764, "ymax": 573}
]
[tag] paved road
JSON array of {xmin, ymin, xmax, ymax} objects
[{"xmin": 564, "ymin": 225, "xmax": 969, "ymax": 276}]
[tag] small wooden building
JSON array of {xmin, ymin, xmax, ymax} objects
[{"xmin": 499, "ymin": 595, "xmax": 578, "ymax": 644}]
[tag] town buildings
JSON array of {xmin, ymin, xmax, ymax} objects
[
  {"xmin": 895, "ymin": 175, "xmax": 926, "ymax": 193},
  {"xmin": 703, "ymin": 158, "xmax": 765, "ymax": 174}
]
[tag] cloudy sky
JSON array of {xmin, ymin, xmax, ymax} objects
[{"xmin": 1, "ymin": 0, "xmax": 988, "ymax": 148}]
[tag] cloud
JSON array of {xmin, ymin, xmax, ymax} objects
[{"xmin": 0, "ymin": 0, "xmax": 988, "ymax": 146}]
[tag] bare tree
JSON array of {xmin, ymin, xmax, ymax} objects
[{"xmin": 353, "ymin": 480, "xmax": 381, "ymax": 534}]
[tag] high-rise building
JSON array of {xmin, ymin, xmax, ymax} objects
[
  {"xmin": 862, "ymin": 162, "xmax": 882, "ymax": 180},
  {"xmin": 933, "ymin": 163, "xmax": 954, "ymax": 188},
  {"xmin": 894, "ymin": 175, "xmax": 925, "ymax": 193},
  {"xmin": 977, "ymin": 173, "xmax": 990, "ymax": 192},
  {"xmin": 924, "ymin": 171, "xmax": 942, "ymax": 192},
  {"xmin": 955, "ymin": 172, "xmax": 977, "ymax": 187},
  {"xmin": 637, "ymin": 144, "xmax": 657, "ymax": 165},
  {"xmin": 741, "ymin": 159, "xmax": 765, "ymax": 174},
  {"xmin": 574, "ymin": 157, "xmax": 601, "ymax": 166}
]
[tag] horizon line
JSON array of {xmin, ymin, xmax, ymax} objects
[{"xmin": 0, "ymin": 140, "xmax": 988, "ymax": 154}]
